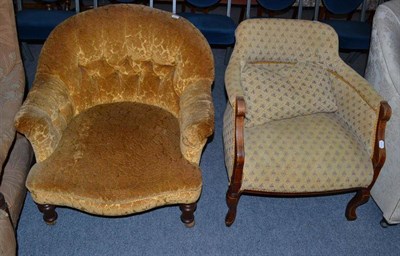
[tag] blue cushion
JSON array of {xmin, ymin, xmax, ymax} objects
[
  {"xmin": 256, "ymin": 0, "xmax": 296, "ymax": 11},
  {"xmin": 322, "ymin": 0, "xmax": 364, "ymax": 15},
  {"xmin": 113, "ymin": 0, "xmax": 140, "ymax": 3},
  {"xmin": 322, "ymin": 20, "xmax": 371, "ymax": 50},
  {"xmin": 16, "ymin": 10, "xmax": 75, "ymax": 41},
  {"xmin": 185, "ymin": 0, "xmax": 220, "ymax": 8},
  {"xmin": 179, "ymin": 13, "xmax": 236, "ymax": 45}
]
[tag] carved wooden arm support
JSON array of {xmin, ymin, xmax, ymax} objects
[
  {"xmin": 370, "ymin": 101, "xmax": 392, "ymax": 188},
  {"xmin": 229, "ymin": 96, "xmax": 246, "ymax": 194}
]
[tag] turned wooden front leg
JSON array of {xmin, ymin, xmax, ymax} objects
[
  {"xmin": 37, "ymin": 204, "xmax": 58, "ymax": 225},
  {"xmin": 179, "ymin": 203, "xmax": 197, "ymax": 228}
]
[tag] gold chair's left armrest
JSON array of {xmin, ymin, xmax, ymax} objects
[
  {"xmin": 179, "ymin": 80, "xmax": 214, "ymax": 164},
  {"xmin": 14, "ymin": 74, "xmax": 74, "ymax": 162}
]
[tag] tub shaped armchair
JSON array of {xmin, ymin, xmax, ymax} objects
[
  {"xmin": 223, "ymin": 18, "xmax": 390, "ymax": 226},
  {"xmin": 14, "ymin": 4, "xmax": 215, "ymax": 227}
]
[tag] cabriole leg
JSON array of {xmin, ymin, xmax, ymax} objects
[{"xmin": 345, "ymin": 189, "xmax": 370, "ymax": 221}]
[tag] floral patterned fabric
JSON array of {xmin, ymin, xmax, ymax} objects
[
  {"xmin": 242, "ymin": 113, "xmax": 373, "ymax": 192},
  {"xmin": 14, "ymin": 5, "xmax": 214, "ymax": 217}
]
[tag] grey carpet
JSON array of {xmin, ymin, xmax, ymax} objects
[{"xmin": 16, "ymin": 44, "xmax": 399, "ymax": 256}]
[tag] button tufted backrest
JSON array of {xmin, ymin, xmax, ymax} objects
[{"xmin": 35, "ymin": 4, "xmax": 214, "ymax": 117}]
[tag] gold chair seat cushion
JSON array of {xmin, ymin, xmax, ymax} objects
[
  {"xmin": 241, "ymin": 62, "xmax": 338, "ymax": 127},
  {"xmin": 242, "ymin": 113, "xmax": 373, "ymax": 193},
  {"xmin": 26, "ymin": 102, "xmax": 202, "ymax": 216}
]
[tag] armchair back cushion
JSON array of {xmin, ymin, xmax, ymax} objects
[{"xmin": 241, "ymin": 62, "xmax": 337, "ymax": 126}]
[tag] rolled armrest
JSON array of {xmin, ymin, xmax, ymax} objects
[
  {"xmin": 179, "ymin": 80, "xmax": 214, "ymax": 164},
  {"xmin": 14, "ymin": 74, "xmax": 74, "ymax": 162}
]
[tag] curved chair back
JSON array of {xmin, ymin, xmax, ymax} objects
[
  {"xmin": 256, "ymin": 0, "xmax": 296, "ymax": 11},
  {"xmin": 322, "ymin": 0, "xmax": 364, "ymax": 15},
  {"xmin": 186, "ymin": 0, "xmax": 220, "ymax": 8},
  {"xmin": 34, "ymin": 5, "xmax": 214, "ymax": 116},
  {"xmin": 230, "ymin": 18, "xmax": 339, "ymax": 65}
]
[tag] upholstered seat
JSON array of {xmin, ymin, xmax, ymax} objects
[
  {"xmin": 223, "ymin": 18, "xmax": 391, "ymax": 226},
  {"xmin": 15, "ymin": 4, "xmax": 214, "ymax": 227},
  {"xmin": 27, "ymin": 102, "xmax": 202, "ymax": 216},
  {"xmin": 240, "ymin": 113, "xmax": 372, "ymax": 193}
]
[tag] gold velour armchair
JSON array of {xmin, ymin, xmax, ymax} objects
[
  {"xmin": 14, "ymin": 4, "xmax": 214, "ymax": 227},
  {"xmin": 223, "ymin": 18, "xmax": 391, "ymax": 226}
]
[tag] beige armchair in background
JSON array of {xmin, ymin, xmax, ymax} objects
[
  {"xmin": 0, "ymin": 0, "xmax": 34, "ymax": 255},
  {"xmin": 365, "ymin": 0, "xmax": 400, "ymax": 227},
  {"xmin": 14, "ymin": 4, "xmax": 214, "ymax": 228},
  {"xmin": 223, "ymin": 18, "xmax": 390, "ymax": 226}
]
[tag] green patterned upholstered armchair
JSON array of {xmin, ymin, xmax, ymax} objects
[
  {"xmin": 14, "ymin": 5, "xmax": 214, "ymax": 227},
  {"xmin": 223, "ymin": 18, "xmax": 391, "ymax": 226}
]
